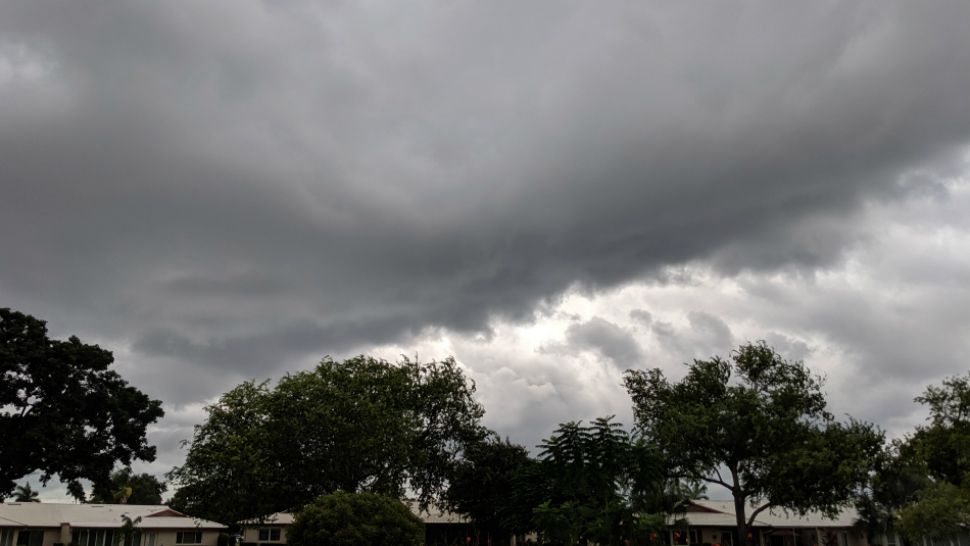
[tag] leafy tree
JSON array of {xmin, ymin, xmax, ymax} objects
[
  {"xmin": 445, "ymin": 434, "xmax": 537, "ymax": 544},
  {"xmin": 116, "ymin": 514, "xmax": 143, "ymax": 546},
  {"xmin": 909, "ymin": 373, "xmax": 970, "ymax": 487},
  {"xmin": 0, "ymin": 308, "xmax": 164, "ymax": 501},
  {"xmin": 13, "ymin": 482, "xmax": 40, "ymax": 502},
  {"xmin": 170, "ymin": 356, "xmax": 487, "ymax": 524},
  {"xmin": 287, "ymin": 492, "xmax": 423, "ymax": 546},
  {"xmin": 91, "ymin": 469, "xmax": 167, "ymax": 505},
  {"xmin": 895, "ymin": 373, "xmax": 970, "ymax": 539},
  {"xmin": 853, "ymin": 441, "xmax": 929, "ymax": 545},
  {"xmin": 532, "ymin": 417, "xmax": 665, "ymax": 546},
  {"xmin": 624, "ymin": 342, "xmax": 883, "ymax": 546},
  {"xmin": 897, "ymin": 482, "xmax": 970, "ymax": 539}
]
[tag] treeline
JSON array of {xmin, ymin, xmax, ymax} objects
[{"xmin": 2, "ymin": 308, "xmax": 968, "ymax": 543}]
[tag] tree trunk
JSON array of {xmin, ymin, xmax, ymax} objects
[{"xmin": 733, "ymin": 493, "xmax": 749, "ymax": 546}]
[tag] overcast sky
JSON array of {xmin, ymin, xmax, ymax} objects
[{"xmin": 3, "ymin": 1, "xmax": 970, "ymax": 501}]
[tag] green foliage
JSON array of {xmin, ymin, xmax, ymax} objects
[
  {"xmin": 287, "ymin": 492, "xmax": 423, "ymax": 546},
  {"xmin": 853, "ymin": 440, "xmax": 930, "ymax": 543},
  {"xmin": 897, "ymin": 482, "xmax": 970, "ymax": 539},
  {"xmin": 13, "ymin": 483, "xmax": 40, "ymax": 502},
  {"xmin": 116, "ymin": 515, "xmax": 142, "ymax": 546},
  {"xmin": 625, "ymin": 342, "xmax": 882, "ymax": 546},
  {"xmin": 91, "ymin": 469, "xmax": 167, "ymax": 505},
  {"xmin": 911, "ymin": 373, "xmax": 970, "ymax": 487},
  {"xmin": 532, "ymin": 417, "xmax": 666, "ymax": 546},
  {"xmin": 445, "ymin": 435, "xmax": 537, "ymax": 540},
  {"xmin": 894, "ymin": 372, "xmax": 970, "ymax": 540},
  {"xmin": 169, "ymin": 356, "xmax": 486, "ymax": 524},
  {"xmin": 0, "ymin": 308, "xmax": 164, "ymax": 501}
]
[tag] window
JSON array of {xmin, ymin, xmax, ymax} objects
[
  {"xmin": 144, "ymin": 532, "xmax": 156, "ymax": 546},
  {"xmin": 689, "ymin": 529, "xmax": 702, "ymax": 545},
  {"xmin": 257, "ymin": 529, "xmax": 280, "ymax": 542},
  {"xmin": 15, "ymin": 531, "xmax": 43, "ymax": 546},
  {"xmin": 1, "ymin": 529, "xmax": 15, "ymax": 546},
  {"xmin": 176, "ymin": 532, "xmax": 202, "ymax": 545},
  {"xmin": 72, "ymin": 529, "xmax": 117, "ymax": 546}
]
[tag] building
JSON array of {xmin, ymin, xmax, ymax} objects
[
  {"xmin": 238, "ymin": 513, "xmax": 292, "ymax": 546},
  {"xmin": 674, "ymin": 500, "xmax": 864, "ymax": 546},
  {"xmin": 0, "ymin": 503, "xmax": 226, "ymax": 546},
  {"xmin": 239, "ymin": 502, "xmax": 470, "ymax": 546}
]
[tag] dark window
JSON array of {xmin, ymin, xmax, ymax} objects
[
  {"xmin": 16, "ymin": 531, "xmax": 43, "ymax": 546},
  {"xmin": 257, "ymin": 530, "xmax": 279, "ymax": 542},
  {"xmin": 176, "ymin": 532, "xmax": 202, "ymax": 545},
  {"xmin": 689, "ymin": 529, "xmax": 702, "ymax": 545}
]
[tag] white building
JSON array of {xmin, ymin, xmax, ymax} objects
[{"xmin": 0, "ymin": 504, "xmax": 226, "ymax": 546}]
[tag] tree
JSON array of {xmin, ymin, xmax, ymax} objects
[
  {"xmin": 853, "ymin": 441, "xmax": 929, "ymax": 545},
  {"xmin": 0, "ymin": 308, "xmax": 164, "ymax": 501},
  {"xmin": 287, "ymin": 492, "xmax": 423, "ymax": 546},
  {"xmin": 169, "ymin": 356, "xmax": 487, "ymax": 524},
  {"xmin": 895, "ymin": 372, "xmax": 970, "ymax": 539},
  {"xmin": 624, "ymin": 342, "xmax": 883, "ymax": 546},
  {"xmin": 116, "ymin": 514, "xmax": 143, "ymax": 546},
  {"xmin": 13, "ymin": 482, "xmax": 40, "ymax": 502},
  {"xmin": 446, "ymin": 435, "xmax": 538, "ymax": 544},
  {"xmin": 91, "ymin": 469, "xmax": 167, "ymax": 505},
  {"xmin": 532, "ymin": 417, "xmax": 666, "ymax": 546}
]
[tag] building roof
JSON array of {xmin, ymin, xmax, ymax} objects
[
  {"xmin": 238, "ymin": 512, "xmax": 295, "ymax": 526},
  {"xmin": 405, "ymin": 501, "xmax": 468, "ymax": 525},
  {"xmin": 0, "ymin": 503, "xmax": 227, "ymax": 530},
  {"xmin": 678, "ymin": 500, "xmax": 858, "ymax": 529},
  {"xmin": 240, "ymin": 502, "xmax": 468, "ymax": 527}
]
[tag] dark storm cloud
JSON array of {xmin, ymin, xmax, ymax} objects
[{"xmin": 2, "ymin": 1, "xmax": 970, "ymax": 478}]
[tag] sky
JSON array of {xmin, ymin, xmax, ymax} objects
[{"xmin": 2, "ymin": 1, "xmax": 970, "ymax": 501}]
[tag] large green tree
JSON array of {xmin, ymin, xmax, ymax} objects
[
  {"xmin": 895, "ymin": 373, "xmax": 970, "ymax": 539},
  {"xmin": 532, "ymin": 417, "xmax": 665, "ymax": 546},
  {"xmin": 170, "ymin": 356, "xmax": 486, "ymax": 524},
  {"xmin": 853, "ymin": 440, "xmax": 930, "ymax": 545},
  {"xmin": 445, "ymin": 435, "xmax": 537, "ymax": 544},
  {"xmin": 90, "ymin": 468, "xmax": 167, "ymax": 505},
  {"xmin": 624, "ymin": 342, "xmax": 883, "ymax": 546},
  {"xmin": 0, "ymin": 308, "xmax": 164, "ymax": 501},
  {"xmin": 288, "ymin": 492, "xmax": 423, "ymax": 546}
]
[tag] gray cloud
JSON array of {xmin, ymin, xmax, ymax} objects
[{"xmin": 564, "ymin": 317, "xmax": 643, "ymax": 367}]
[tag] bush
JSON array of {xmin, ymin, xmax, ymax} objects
[{"xmin": 288, "ymin": 492, "xmax": 423, "ymax": 546}]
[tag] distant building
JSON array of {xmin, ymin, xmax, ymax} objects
[
  {"xmin": 675, "ymin": 500, "xmax": 872, "ymax": 546},
  {"xmin": 238, "ymin": 502, "xmax": 470, "ymax": 546},
  {"xmin": 0, "ymin": 503, "xmax": 226, "ymax": 546}
]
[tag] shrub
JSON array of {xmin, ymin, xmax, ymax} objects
[{"xmin": 288, "ymin": 492, "xmax": 423, "ymax": 546}]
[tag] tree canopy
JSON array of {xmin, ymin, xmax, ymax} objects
[
  {"xmin": 13, "ymin": 483, "xmax": 40, "ymax": 502},
  {"xmin": 0, "ymin": 308, "xmax": 164, "ymax": 501},
  {"xmin": 287, "ymin": 492, "xmax": 423, "ymax": 546},
  {"xmin": 624, "ymin": 342, "xmax": 883, "ymax": 546},
  {"xmin": 170, "ymin": 355, "xmax": 486, "ymax": 524},
  {"xmin": 445, "ymin": 435, "xmax": 537, "ymax": 544},
  {"xmin": 90, "ymin": 468, "xmax": 167, "ymax": 505},
  {"xmin": 895, "ymin": 373, "xmax": 970, "ymax": 539},
  {"xmin": 532, "ymin": 417, "xmax": 666, "ymax": 546}
]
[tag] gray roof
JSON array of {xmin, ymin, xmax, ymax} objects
[
  {"xmin": 241, "ymin": 502, "xmax": 468, "ymax": 527},
  {"xmin": 0, "ymin": 503, "xmax": 226, "ymax": 530}
]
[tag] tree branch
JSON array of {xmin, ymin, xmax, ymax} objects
[
  {"xmin": 698, "ymin": 474, "xmax": 734, "ymax": 490},
  {"xmin": 746, "ymin": 502, "xmax": 773, "ymax": 527}
]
